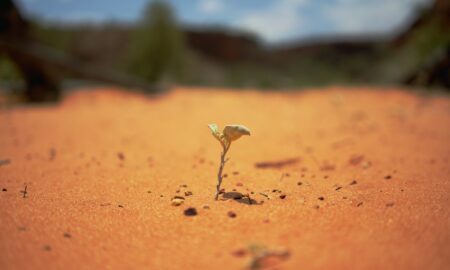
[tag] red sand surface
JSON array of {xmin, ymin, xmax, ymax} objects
[{"xmin": 1, "ymin": 87, "xmax": 449, "ymax": 270}]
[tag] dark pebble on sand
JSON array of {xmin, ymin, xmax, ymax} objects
[
  {"xmin": 279, "ymin": 194, "xmax": 286, "ymax": 199},
  {"xmin": 350, "ymin": 180, "xmax": 357, "ymax": 185},
  {"xmin": 318, "ymin": 196, "xmax": 324, "ymax": 201},
  {"xmin": 184, "ymin": 207, "xmax": 197, "ymax": 216},
  {"xmin": 384, "ymin": 175, "xmax": 392, "ymax": 180},
  {"xmin": 227, "ymin": 211, "xmax": 237, "ymax": 218},
  {"xmin": 2, "ymin": 188, "xmax": 6, "ymax": 192},
  {"xmin": 231, "ymin": 249, "xmax": 247, "ymax": 257},
  {"xmin": 63, "ymin": 232, "xmax": 71, "ymax": 238}
]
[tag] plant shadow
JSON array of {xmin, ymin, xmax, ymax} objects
[{"xmin": 221, "ymin": 191, "xmax": 260, "ymax": 205}]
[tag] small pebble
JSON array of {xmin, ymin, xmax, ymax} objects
[
  {"xmin": 203, "ymin": 205, "xmax": 210, "ymax": 209},
  {"xmin": 279, "ymin": 194, "xmax": 286, "ymax": 199},
  {"xmin": 227, "ymin": 211, "xmax": 237, "ymax": 218},
  {"xmin": 318, "ymin": 196, "xmax": 324, "ymax": 201},
  {"xmin": 63, "ymin": 232, "xmax": 71, "ymax": 238},
  {"xmin": 43, "ymin": 245, "xmax": 52, "ymax": 251},
  {"xmin": 231, "ymin": 249, "xmax": 247, "ymax": 257},
  {"xmin": 171, "ymin": 198, "xmax": 184, "ymax": 206},
  {"xmin": 184, "ymin": 191, "xmax": 193, "ymax": 196},
  {"xmin": 349, "ymin": 180, "xmax": 357, "ymax": 185},
  {"xmin": 297, "ymin": 182, "xmax": 303, "ymax": 186},
  {"xmin": 384, "ymin": 175, "xmax": 392, "ymax": 180},
  {"xmin": 2, "ymin": 188, "xmax": 7, "ymax": 192},
  {"xmin": 386, "ymin": 202, "xmax": 395, "ymax": 207},
  {"xmin": 184, "ymin": 207, "xmax": 197, "ymax": 216},
  {"xmin": 118, "ymin": 205, "xmax": 124, "ymax": 208},
  {"xmin": 236, "ymin": 182, "xmax": 243, "ymax": 187}
]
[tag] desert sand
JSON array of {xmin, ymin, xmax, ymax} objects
[{"xmin": 0, "ymin": 86, "xmax": 449, "ymax": 270}]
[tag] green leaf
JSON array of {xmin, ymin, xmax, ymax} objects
[{"xmin": 208, "ymin": 123, "xmax": 224, "ymax": 143}]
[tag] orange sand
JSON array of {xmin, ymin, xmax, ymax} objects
[{"xmin": 0, "ymin": 87, "xmax": 449, "ymax": 270}]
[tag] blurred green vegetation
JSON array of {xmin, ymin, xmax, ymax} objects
[
  {"xmin": 3, "ymin": 0, "xmax": 448, "ymax": 91},
  {"xmin": 0, "ymin": 56, "xmax": 22, "ymax": 82},
  {"xmin": 127, "ymin": 0, "xmax": 185, "ymax": 83}
]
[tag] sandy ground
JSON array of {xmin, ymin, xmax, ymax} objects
[{"xmin": 0, "ymin": 86, "xmax": 449, "ymax": 270}]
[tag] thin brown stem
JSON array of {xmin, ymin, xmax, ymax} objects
[{"xmin": 215, "ymin": 143, "xmax": 230, "ymax": 200}]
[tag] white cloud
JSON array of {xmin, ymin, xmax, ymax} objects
[
  {"xmin": 235, "ymin": 0, "xmax": 309, "ymax": 42},
  {"xmin": 198, "ymin": 0, "xmax": 224, "ymax": 14},
  {"xmin": 324, "ymin": 0, "xmax": 433, "ymax": 36}
]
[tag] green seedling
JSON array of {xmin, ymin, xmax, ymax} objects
[{"xmin": 208, "ymin": 124, "xmax": 251, "ymax": 200}]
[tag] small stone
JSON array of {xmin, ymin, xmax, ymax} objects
[
  {"xmin": 386, "ymin": 202, "xmax": 395, "ymax": 207},
  {"xmin": 117, "ymin": 152, "xmax": 125, "ymax": 161},
  {"xmin": 357, "ymin": 202, "xmax": 363, "ymax": 207},
  {"xmin": 335, "ymin": 186, "xmax": 342, "ymax": 191},
  {"xmin": 384, "ymin": 175, "xmax": 392, "ymax": 180},
  {"xmin": 232, "ymin": 171, "xmax": 239, "ymax": 175},
  {"xmin": 231, "ymin": 249, "xmax": 247, "ymax": 257},
  {"xmin": 184, "ymin": 191, "xmax": 193, "ymax": 196},
  {"xmin": 43, "ymin": 245, "xmax": 52, "ymax": 251},
  {"xmin": 184, "ymin": 207, "xmax": 197, "ymax": 216},
  {"xmin": 362, "ymin": 161, "xmax": 371, "ymax": 169},
  {"xmin": 279, "ymin": 194, "xmax": 286, "ymax": 199},
  {"xmin": 118, "ymin": 204, "xmax": 124, "ymax": 208},
  {"xmin": 349, "ymin": 180, "xmax": 357, "ymax": 185},
  {"xmin": 297, "ymin": 182, "xmax": 302, "ymax": 186},
  {"xmin": 318, "ymin": 196, "xmax": 324, "ymax": 201},
  {"xmin": 223, "ymin": 173, "xmax": 228, "ymax": 178},
  {"xmin": 236, "ymin": 182, "xmax": 243, "ymax": 187},
  {"xmin": 2, "ymin": 188, "xmax": 7, "ymax": 192},
  {"xmin": 227, "ymin": 211, "xmax": 237, "ymax": 218},
  {"xmin": 203, "ymin": 205, "xmax": 210, "ymax": 209},
  {"xmin": 63, "ymin": 232, "xmax": 71, "ymax": 238},
  {"xmin": 171, "ymin": 198, "xmax": 184, "ymax": 206},
  {"xmin": 179, "ymin": 184, "xmax": 188, "ymax": 188}
]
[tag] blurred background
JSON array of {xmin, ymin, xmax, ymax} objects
[{"xmin": 0, "ymin": 0, "xmax": 449, "ymax": 102}]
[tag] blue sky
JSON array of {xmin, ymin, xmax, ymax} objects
[{"xmin": 17, "ymin": 0, "xmax": 432, "ymax": 43}]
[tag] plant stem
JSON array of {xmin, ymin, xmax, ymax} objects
[{"xmin": 215, "ymin": 143, "xmax": 230, "ymax": 200}]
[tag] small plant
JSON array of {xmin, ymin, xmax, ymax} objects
[{"xmin": 208, "ymin": 124, "xmax": 251, "ymax": 200}]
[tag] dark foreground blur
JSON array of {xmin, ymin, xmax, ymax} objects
[{"xmin": 0, "ymin": 0, "xmax": 449, "ymax": 102}]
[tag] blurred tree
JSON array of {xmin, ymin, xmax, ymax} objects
[
  {"xmin": 0, "ymin": 0, "xmax": 61, "ymax": 102},
  {"xmin": 128, "ymin": 0, "xmax": 184, "ymax": 83}
]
